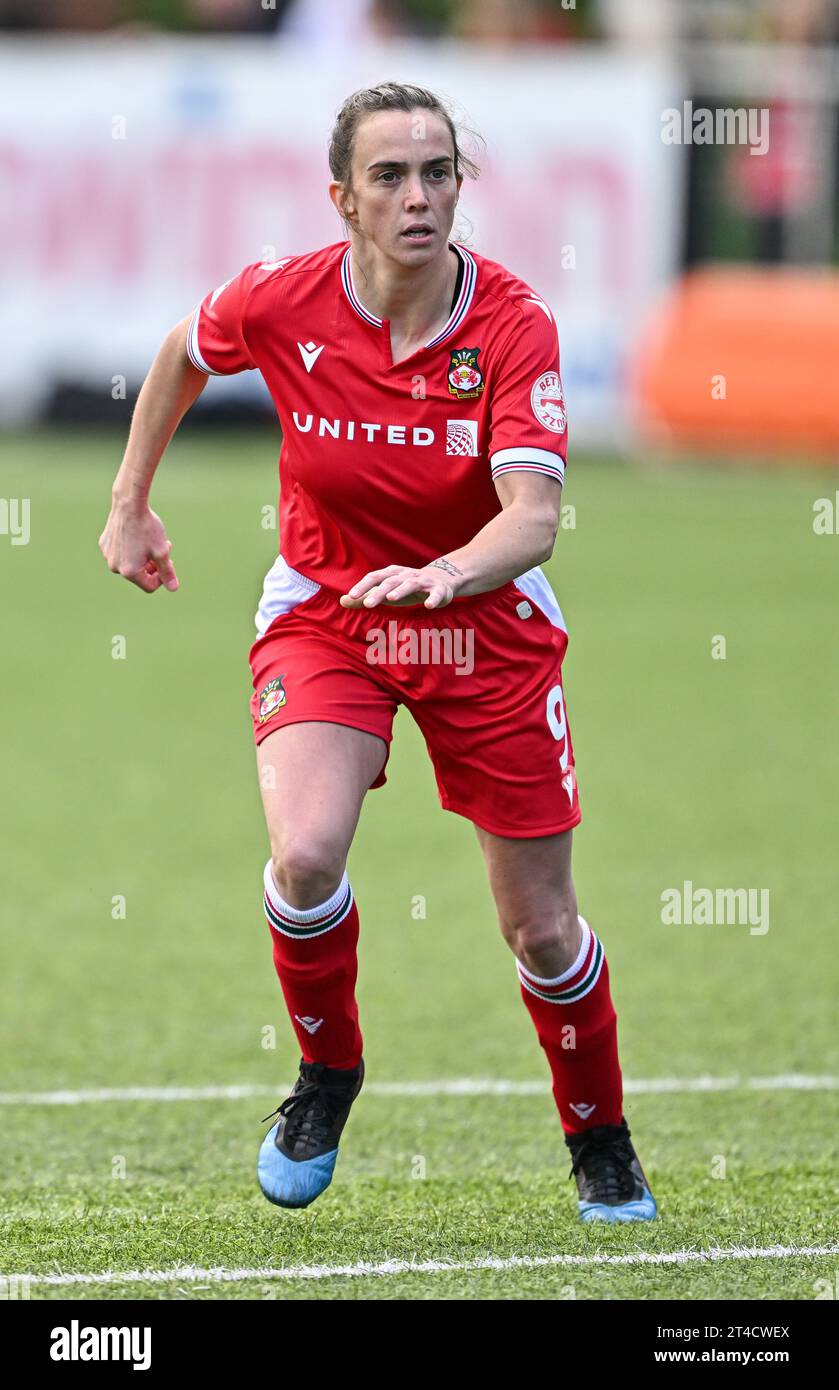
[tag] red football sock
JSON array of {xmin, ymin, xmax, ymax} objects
[
  {"xmin": 262, "ymin": 859, "xmax": 363, "ymax": 1070},
  {"xmin": 517, "ymin": 916, "xmax": 623, "ymax": 1134}
]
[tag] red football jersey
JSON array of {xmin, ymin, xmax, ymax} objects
[{"xmin": 187, "ymin": 240, "xmax": 567, "ymax": 595}]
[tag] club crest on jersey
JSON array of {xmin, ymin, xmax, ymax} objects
[
  {"xmin": 531, "ymin": 371, "xmax": 567, "ymax": 434},
  {"xmin": 447, "ymin": 347, "xmax": 484, "ymax": 399},
  {"xmin": 258, "ymin": 675, "xmax": 287, "ymax": 723}
]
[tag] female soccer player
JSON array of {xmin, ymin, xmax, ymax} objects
[{"xmin": 99, "ymin": 82, "xmax": 656, "ymax": 1224}]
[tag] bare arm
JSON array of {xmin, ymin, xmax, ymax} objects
[
  {"xmin": 340, "ymin": 472, "xmax": 563, "ymax": 609},
  {"xmin": 98, "ymin": 315, "xmax": 208, "ymax": 593},
  {"xmin": 425, "ymin": 471, "xmax": 561, "ymax": 596}
]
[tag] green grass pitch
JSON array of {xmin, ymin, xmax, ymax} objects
[{"xmin": 0, "ymin": 428, "xmax": 837, "ymax": 1301}]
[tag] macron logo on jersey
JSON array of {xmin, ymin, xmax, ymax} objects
[
  {"xmin": 297, "ymin": 341, "xmax": 325, "ymax": 374},
  {"xmin": 523, "ymin": 295, "xmax": 553, "ymax": 322},
  {"xmin": 210, "ymin": 278, "xmax": 233, "ymax": 307}
]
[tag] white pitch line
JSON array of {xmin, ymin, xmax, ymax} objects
[
  {"xmin": 9, "ymin": 1244, "xmax": 839, "ymax": 1290},
  {"xmin": 0, "ymin": 1075, "xmax": 836, "ymax": 1106}
]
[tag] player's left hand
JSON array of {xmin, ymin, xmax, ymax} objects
[{"xmin": 339, "ymin": 564, "xmax": 459, "ymax": 610}]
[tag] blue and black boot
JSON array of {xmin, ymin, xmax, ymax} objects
[
  {"xmin": 566, "ymin": 1116, "xmax": 657, "ymax": 1223},
  {"xmin": 258, "ymin": 1057, "xmax": 364, "ymax": 1209}
]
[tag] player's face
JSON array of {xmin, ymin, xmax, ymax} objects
[{"xmin": 337, "ymin": 109, "xmax": 462, "ymax": 264}]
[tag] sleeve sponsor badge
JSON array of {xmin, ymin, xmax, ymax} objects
[{"xmin": 530, "ymin": 371, "xmax": 567, "ymax": 433}]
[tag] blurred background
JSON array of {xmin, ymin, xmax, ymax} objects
[{"xmin": 1, "ymin": 0, "xmax": 838, "ymax": 451}]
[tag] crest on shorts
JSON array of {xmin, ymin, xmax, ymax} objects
[
  {"xmin": 258, "ymin": 675, "xmax": 287, "ymax": 723},
  {"xmin": 447, "ymin": 347, "xmax": 484, "ymax": 399}
]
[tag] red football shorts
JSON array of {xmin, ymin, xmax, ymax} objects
[{"xmin": 247, "ymin": 578, "xmax": 581, "ymax": 839}]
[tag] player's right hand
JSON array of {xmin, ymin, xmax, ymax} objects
[{"xmin": 98, "ymin": 501, "xmax": 180, "ymax": 593}]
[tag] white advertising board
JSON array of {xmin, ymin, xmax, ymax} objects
[{"xmin": 0, "ymin": 38, "xmax": 682, "ymax": 442}]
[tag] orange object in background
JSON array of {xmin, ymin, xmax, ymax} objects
[{"xmin": 634, "ymin": 269, "xmax": 839, "ymax": 458}]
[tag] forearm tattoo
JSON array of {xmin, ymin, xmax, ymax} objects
[{"xmin": 429, "ymin": 557, "xmax": 463, "ymax": 577}]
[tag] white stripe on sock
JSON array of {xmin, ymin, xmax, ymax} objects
[
  {"xmin": 263, "ymin": 859, "xmax": 350, "ymax": 925},
  {"xmin": 517, "ymin": 916, "xmax": 593, "ymax": 987}
]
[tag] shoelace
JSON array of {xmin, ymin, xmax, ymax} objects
[
  {"xmin": 261, "ymin": 1073, "xmax": 351, "ymax": 1158},
  {"xmin": 568, "ymin": 1128, "xmax": 636, "ymax": 1204}
]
